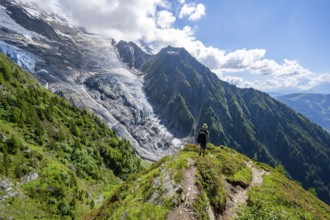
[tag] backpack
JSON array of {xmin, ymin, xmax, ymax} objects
[{"xmin": 197, "ymin": 129, "xmax": 207, "ymax": 144}]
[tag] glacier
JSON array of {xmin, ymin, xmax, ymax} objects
[
  {"xmin": 0, "ymin": 40, "xmax": 39, "ymax": 72},
  {"xmin": 0, "ymin": 0, "xmax": 182, "ymax": 161}
]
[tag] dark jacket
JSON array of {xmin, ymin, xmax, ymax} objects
[{"xmin": 197, "ymin": 128, "xmax": 209, "ymax": 144}]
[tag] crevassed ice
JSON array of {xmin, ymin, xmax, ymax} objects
[
  {"xmin": 0, "ymin": 3, "xmax": 183, "ymax": 161},
  {"xmin": 0, "ymin": 40, "xmax": 39, "ymax": 72},
  {"xmin": 72, "ymin": 33, "xmax": 183, "ymax": 160}
]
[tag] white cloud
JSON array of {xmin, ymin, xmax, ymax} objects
[
  {"xmin": 156, "ymin": 10, "xmax": 176, "ymax": 29},
  {"xmin": 221, "ymin": 49, "xmax": 267, "ymax": 71},
  {"xmin": 179, "ymin": 3, "xmax": 206, "ymax": 21},
  {"xmin": 15, "ymin": 0, "xmax": 330, "ymax": 93},
  {"xmin": 185, "ymin": 44, "xmax": 330, "ymax": 91},
  {"xmin": 17, "ymin": 0, "xmax": 164, "ymax": 41},
  {"xmin": 16, "ymin": 0, "xmax": 62, "ymax": 14}
]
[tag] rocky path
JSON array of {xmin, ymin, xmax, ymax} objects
[
  {"xmin": 221, "ymin": 161, "xmax": 269, "ymax": 220},
  {"xmin": 166, "ymin": 158, "xmax": 199, "ymax": 220},
  {"xmin": 166, "ymin": 159, "xmax": 269, "ymax": 220}
]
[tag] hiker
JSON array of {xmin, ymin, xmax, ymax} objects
[{"xmin": 197, "ymin": 123, "xmax": 209, "ymax": 157}]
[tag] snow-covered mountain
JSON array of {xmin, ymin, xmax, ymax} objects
[{"xmin": 0, "ymin": 0, "xmax": 181, "ymax": 161}]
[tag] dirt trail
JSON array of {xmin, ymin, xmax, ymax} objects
[
  {"xmin": 221, "ymin": 161, "xmax": 269, "ymax": 220},
  {"xmin": 166, "ymin": 158, "xmax": 199, "ymax": 220},
  {"xmin": 166, "ymin": 159, "xmax": 268, "ymax": 220}
]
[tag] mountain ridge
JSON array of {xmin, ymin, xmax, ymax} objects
[
  {"xmin": 116, "ymin": 41, "xmax": 330, "ymax": 204},
  {"xmin": 94, "ymin": 144, "xmax": 330, "ymax": 219},
  {"xmin": 2, "ymin": 49, "xmax": 328, "ymax": 219},
  {"xmin": 0, "ymin": 0, "xmax": 329, "ymax": 204}
]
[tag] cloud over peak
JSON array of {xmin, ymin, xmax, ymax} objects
[{"xmin": 15, "ymin": 0, "xmax": 330, "ymax": 93}]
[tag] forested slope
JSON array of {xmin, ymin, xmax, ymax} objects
[{"xmin": 0, "ymin": 53, "xmax": 141, "ymax": 219}]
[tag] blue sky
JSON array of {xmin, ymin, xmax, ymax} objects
[
  {"xmin": 18, "ymin": 0, "xmax": 330, "ymax": 94},
  {"xmin": 194, "ymin": 0, "xmax": 330, "ymax": 73},
  {"xmin": 174, "ymin": 0, "xmax": 330, "ymax": 94}
]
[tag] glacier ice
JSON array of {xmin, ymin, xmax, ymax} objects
[
  {"xmin": 0, "ymin": 1, "xmax": 182, "ymax": 161},
  {"xmin": 0, "ymin": 40, "xmax": 39, "ymax": 72}
]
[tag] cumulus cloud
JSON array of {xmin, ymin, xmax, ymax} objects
[
  {"xmin": 15, "ymin": 0, "xmax": 330, "ymax": 93},
  {"xmin": 221, "ymin": 49, "xmax": 267, "ymax": 71},
  {"xmin": 156, "ymin": 10, "xmax": 176, "ymax": 29},
  {"xmin": 17, "ymin": 0, "xmax": 162, "ymax": 41},
  {"xmin": 179, "ymin": 3, "xmax": 206, "ymax": 21},
  {"xmin": 185, "ymin": 44, "xmax": 330, "ymax": 92}
]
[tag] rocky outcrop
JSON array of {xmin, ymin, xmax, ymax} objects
[{"xmin": 0, "ymin": 178, "xmax": 21, "ymax": 201}]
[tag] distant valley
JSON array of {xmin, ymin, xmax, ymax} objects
[{"xmin": 276, "ymin": 93, "xmax": 330, "ymax": 132}]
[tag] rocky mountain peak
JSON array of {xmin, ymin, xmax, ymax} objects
[
  {"xmin": 0, "ymin": 0, "xmax": 60, "ymax": 41},
  {"xmin": 116, "ymin": 40, "xmax": 151, "ymax": 69}
]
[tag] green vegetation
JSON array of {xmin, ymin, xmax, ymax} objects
[
  {"xmin": 95, "ymin": 159, "xmax": 173, "ymax": 219},
  {"xmin": 136, "ymin": 45, "xmax": 330, "ymax": 203},
  {"xmin": 1, "ymin": 51, "xmax": 329, "ymax": 219},
  {"xmin": 236, "ymin": 165, "xmax": 330, "ymax": 219},
  {"xmin": 95, "ymin": 144, "xmax": 330, "ymax": 219},
  {"xmin": 0, "ymin": 53, "xmax": 141, "ymax": 219}
]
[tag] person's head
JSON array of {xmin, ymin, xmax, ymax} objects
[{"xmin": 202, "ymin": 123, "xmax": 208, "ymax": 129}]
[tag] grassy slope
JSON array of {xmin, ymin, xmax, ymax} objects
[
  {"xmin": 94, "ymin": 144, "xmax": 330, "ymax": 220},
  {"xmin": 0, "ymin": 53, "xmax": 141, "ymax": 219}
]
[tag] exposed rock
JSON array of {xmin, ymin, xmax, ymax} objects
[
  {"xmin": 0, "ymin": 178, "xmax": 21, "ymax": 201},
  {"xmin": 149, "ymin": 168, "xmax": 177, "ymax": 205},
  {"xmin": 0, "ymin": 178, "xmax": 13, "ymax": 191},
  {"xmin": 207, "ymin": 203, "xmax": 216, "ymax": 220},
  {"xmin": 121, "ymin": 210, "xmax": 128, "ymax": 220},
  {"xmin": 0, "ymin": 133, "xmax": 6, "ymax": 141},
  {"xmin": 21, "ymin": 172, "xmax": 39, "ymax": 183}
]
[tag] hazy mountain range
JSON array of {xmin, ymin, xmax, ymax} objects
[{"xmin": 277, "ymin": 93, "xmax": 330, "ymax": 132}]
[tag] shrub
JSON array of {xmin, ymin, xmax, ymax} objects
[{"xmin": 6, "ymin": 135, "xmax": 23, "ymax": 154}]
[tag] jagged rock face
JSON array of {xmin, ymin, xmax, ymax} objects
[
  {"xmin": 0, "ymin": 0, "xmax": 181, "ymax": 161},
  {"xmin": 116, "ymin": 40, "xmax": 152, "ymax": 69}
]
